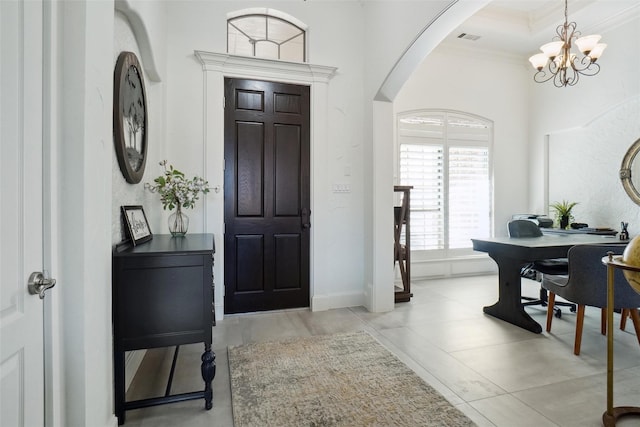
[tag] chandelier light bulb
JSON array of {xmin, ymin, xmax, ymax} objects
[
  {"xmin": 540, "ymin": 41, "xmax": 564, "ymax": 59},
  {"xmin": 575, "ymin": 34, "xmax": 601, "ymax": 55},
  {"xmin": 589, "ymin": 43, "xmax": 607, "ymax": 61},
  {"xmin": 529, "ymin": 53, "xmax": 549, "ymax": 71}
]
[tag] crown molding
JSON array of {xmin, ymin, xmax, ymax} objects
[{"xmin": 194, "ymin": 51, "xmax": 337, "ymax": 84}]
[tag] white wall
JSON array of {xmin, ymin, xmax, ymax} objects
[
  {"xmin": 112, "ymin": 10, "xmax": 167, "ymax": 243},
  {"xmin": 394, "ymin": 46, "xmax": 531, "ymax": 238},
  {"xmin": 111, "ymin": 5, "xmax": 171, "ymax": 392},
  {"xmin": 55, "ymin": 1, "xmax": 116, "ymax": 425},
  {"xmin": 392, "ymin": 46, "xmax": 530, "ymax": 277},
  {"xmin": 163, "ymin": 1, "xmax": 370, "ymax": 313},
  {"xmin": 46, "ymin": 1, "xmax": 171, "ymax": 425},
  {"xmin": 528, "ymin": 15, "xmax": 640, "ymax": 219},
  {"xmin": 365, "ymin": 0, "xmax": 490, "ymax": 102},
  {"xmin": 157, "ymin": 1, "xmax": 492, "ymax": 313},
  {"xmin": 363, "ymin": 0, "xmax": 492, "ymax": 296},
  {"xmin": 548, "ymin": 97, "xmax": 640, "ymax": 235},
  {"xmin": 112, "ymin": 0, "xmax": 170, "ymax": 240}
]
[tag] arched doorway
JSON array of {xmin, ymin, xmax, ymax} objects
[{"xmin": 368, "ymin": 0, "xmax": 492, "ymax": 312}]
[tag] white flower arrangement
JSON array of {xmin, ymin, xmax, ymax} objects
[{"xmin": 146, "ymin": 160, "xmax": 210, "ymax": 210}]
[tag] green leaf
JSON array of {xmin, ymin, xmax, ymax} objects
[{"xmin": 549, "ymin": 200, "xmax": 578, "ymax": 215}]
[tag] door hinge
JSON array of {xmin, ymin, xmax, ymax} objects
[{"xmin": 223, "ymin": 97, "xmax": 225, "ymax": 108}]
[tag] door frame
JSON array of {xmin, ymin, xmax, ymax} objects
[
  {"xmin": 42, "ymin": 1, "xmax": 61, "ymax": 424},
  {"xmin": 195, "ymin": 52, "xmax": 337, "ymax": 321}
]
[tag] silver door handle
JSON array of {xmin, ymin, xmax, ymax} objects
[{"xmin": 28, "ymin": 272, "xmax": 56, "ymax": 299}]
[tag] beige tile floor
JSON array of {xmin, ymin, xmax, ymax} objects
[{"xmin": 123, "ymin": 275, "xmax": 640, "ymax": 426}]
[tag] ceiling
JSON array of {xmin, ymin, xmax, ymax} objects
[{"xmin": 442, "ymin": 0, "xmax": 640, "ymax": 59}]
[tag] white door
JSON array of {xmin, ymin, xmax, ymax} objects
[{"xmin": 0, "ymin": 0, "xmax": 48, "ymax": 426}]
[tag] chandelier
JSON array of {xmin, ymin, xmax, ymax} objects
[{"xmin": 528, "ymin": 0, "xmax": 606, "ymax": 87}]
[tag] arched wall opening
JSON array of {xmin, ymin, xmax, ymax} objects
[{"xmin": 368, "ymin": 0, "xmax": 492, "ymax": 312}]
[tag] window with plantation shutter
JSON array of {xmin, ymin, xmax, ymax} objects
[
  {"xmin": 398, "ymin": 111, "xmax": 492, "ymax": 255},
  {"xmin": 400, "ymin": 144, "xmax": 444, "ymax": 250}
]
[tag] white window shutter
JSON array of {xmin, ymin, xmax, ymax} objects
[{"xmin": 398, "ymin": 111, "xmax": 492, "ymax": 253}]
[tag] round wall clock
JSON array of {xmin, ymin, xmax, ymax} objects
[{"xmin": 113, "ymin": 51, "xmax": 148, "ymax": 184}]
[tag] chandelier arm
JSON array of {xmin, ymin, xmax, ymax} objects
[
  {"xmin": 554, "ymin": 23, "xmax": 565, "ymax": 41},
  {"xmin": 552, "ymin": 69, "xmax": 575, "ymax": 87},
  {"xmin": 533, "ymin": 70, "xmax": 556, "ymax": 84},
  {"xmin": 554, "ymin": 68, "xmax": 566, "ymax": 87},
  {"xmin": 548, "ymin": 59, "xmax": 561, "ymax": 74},
  {"xmin": 572, "ymin": 55, "xmax": 596, "ymax": 70},
  {"xmin": 561, "ymin": 66, "xmax": 581, "ymax": 87},
  {"xmin": 575, "ymin": 61, "xmax": 601, "ymax": 77}
]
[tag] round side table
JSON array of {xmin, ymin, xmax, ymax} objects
[{"xmin": 601, "ymin": 254, "xmax": 640, "ymax": 426}]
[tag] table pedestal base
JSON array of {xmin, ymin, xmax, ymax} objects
[
  {"xmin": 483, "ymin": 252, "xmax": 542, "ymax": 334},
  {"xmin": 602, "ymin": 406, "xmax": 640, "ymax": 426}
]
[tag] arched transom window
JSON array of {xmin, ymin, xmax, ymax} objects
[{"xmin": 227, "ymin": 11, "xmax": 306, "ymax": 62}]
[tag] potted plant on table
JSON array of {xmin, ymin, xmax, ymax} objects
[
  {"xmin": 146, "ymin": 160, "xmax": 210, "ymax": 236},
  {"xmin": 550, "ymin": 200, "xmax": 578, "ymax": 230}
]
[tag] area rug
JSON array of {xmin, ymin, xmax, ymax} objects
[{"xmin": 228, "ymin": 331, "xmax": 476, "ymax": 426}]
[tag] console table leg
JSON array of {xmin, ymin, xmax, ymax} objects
[
  {"xmin": 201, "ymin": 345, "xmax": 216, "ymax": 410},
  {"xmin": 114, "ymin": 350, "xmax": 126, "ymax": 425}
]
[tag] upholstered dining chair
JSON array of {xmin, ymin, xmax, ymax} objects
[
  {"xmin": 507, "ymin": 220, "xmax": 574, "ymax": 316},
  {"xmin": 542, "ymin": 243, "xmax": 640, "ymax": 355}
]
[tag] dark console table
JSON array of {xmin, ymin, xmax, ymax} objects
[{"xmin": 112, "ymin": 234, "xmax": 215, "ymax": 425}]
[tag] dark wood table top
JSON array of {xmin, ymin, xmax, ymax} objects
[
  {"xmin": 113, "ymin": 233, "xmax": 215, "ymax": 256},
  {"xmin": 472, "ymin": 234, "xmax": 625, "ymax": 261}
]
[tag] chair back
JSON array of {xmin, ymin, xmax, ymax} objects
[
  {"xmin": 508, "ymin": 220, "xmax": 543, "ymax": 238},
  {"xmin": 549, "ymin": 243, "xmax": 638, "ymax": 309}
]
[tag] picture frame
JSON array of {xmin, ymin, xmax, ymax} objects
[{"xmin": 121, "ymin": 205, "xmax": 152, "ymax": 246}]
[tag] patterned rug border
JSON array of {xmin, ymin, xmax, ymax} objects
[{"xmin": 228, "ymin": 330, "xmax": 476, "ymax": 426}]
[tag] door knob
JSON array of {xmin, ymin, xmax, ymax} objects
[{"xmin": 28, "ymin": 271, "xmax": 56, "ymax": 299}]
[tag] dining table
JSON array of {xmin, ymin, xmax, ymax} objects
[{"xmin": 472, "ymin": 233, "xmax": 626, "ymax": 333}]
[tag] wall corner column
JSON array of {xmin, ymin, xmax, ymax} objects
[{"xmin": 369, "ymin": 100, "xmax": 395, "ymax": 312}]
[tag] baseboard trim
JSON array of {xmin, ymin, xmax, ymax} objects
[
  {"xmin": 408, "ymin": 256, "xmax": 497, "ymax": 280},
  {"xmin": 214, "ymin": 301, "xmax": 224, "ymax": 322},
  {"xmin": 311, "ymin": 291, "xmax": 365, "ymax": 312}
]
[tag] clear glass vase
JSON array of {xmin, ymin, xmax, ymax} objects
[{"xmin": 168, "ymin": 205, "xmax": 189, "ymax": 236}]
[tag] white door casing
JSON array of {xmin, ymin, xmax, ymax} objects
[
  {"xmin": 0, "ymin": 0, "xmax": 46, "ymax": 426},
  {"xmin": 194, "ymin": 51, "xmax": 338, "ymax": 319}
]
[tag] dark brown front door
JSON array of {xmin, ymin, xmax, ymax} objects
[{"xmin": 224, "ymin": 78, "xmax": 310, "ymax": 314}]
